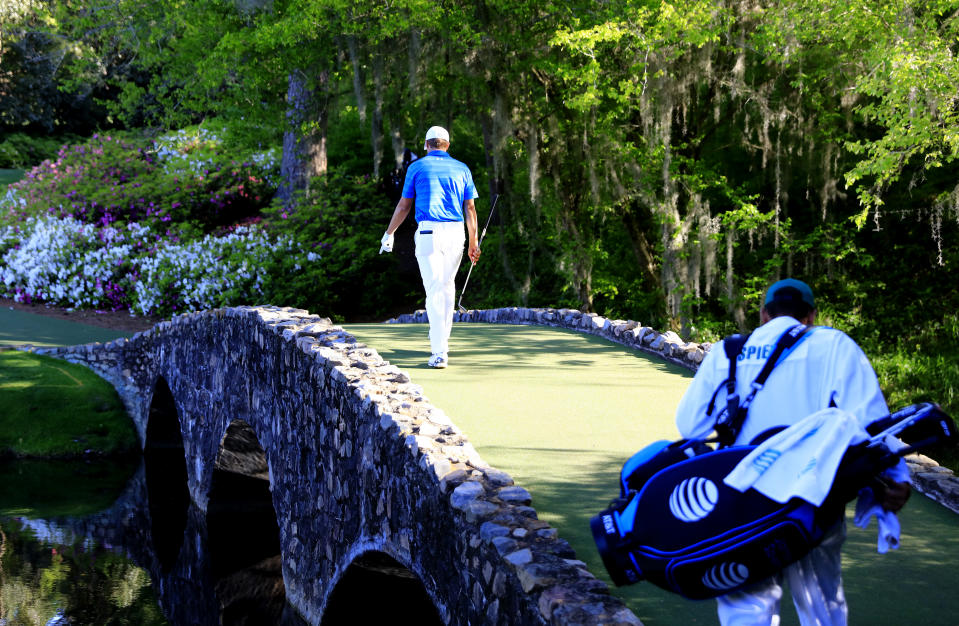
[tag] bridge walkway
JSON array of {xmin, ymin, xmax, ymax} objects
[{"xmin": 346, "ymin": 322, "xmax": 959, "ymax": 626}]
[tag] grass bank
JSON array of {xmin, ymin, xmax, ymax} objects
[
  {"xmin": 0, "ymin": 350, "xmax": 138, "ymax": 458},
  {"xmin": 0, "ymin": 168, "xmax": 24, "ymax": 188}
]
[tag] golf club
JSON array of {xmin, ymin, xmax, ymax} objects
[{"xmin": 457, "ymin": 194, "xmax": 500, "ymax": 313}]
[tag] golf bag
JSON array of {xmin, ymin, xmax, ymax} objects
[{"xmin": 590, "ymin": 403, "xmax": 957, "ymax": 599}]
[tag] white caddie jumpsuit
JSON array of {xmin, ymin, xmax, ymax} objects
[{"xmin": 674, "ymin": 315, "xmax": 910, "ymax": 626}]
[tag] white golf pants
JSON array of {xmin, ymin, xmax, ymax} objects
[
  {"xmin": 716, "ymin": 520, "xmax": 847, "ymax": 626},
  {"xmin": 415, "ymin": 220, "xmax": 465, "ymax": 357}
]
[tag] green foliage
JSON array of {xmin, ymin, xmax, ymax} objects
[
  {"xmin": 6, "ymin": 0, "xmax": 959, "ymax": 464},
  {"xmin": 0, "ymin": 351, "xmax": 138, "ymax": 458},
  {"xmin": 263, "ymin": 167, "xmax": 421, "ymax": 320},
  {"xmin": 0, "ymin": 133, "xmax": 74, "ymax": 169},
  {"xmin": 0, "ymin": 2, "xmax": 127, "ymax": 134},
  {"xmin": 864, "ymin": 313, "xmax": 959, "ymax": 471}
]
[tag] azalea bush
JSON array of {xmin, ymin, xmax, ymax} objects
[
  {"xmin": 0, "ymin": 124, "xmax": 302, "ymax": 318},
  {"xmin": 0, "ymin": 131, "xmax": 277, "ymax": 232},
  {"xmin": 132, "ymin": 222, "xmax": 313, "ymax": 315},
  {"xmin": 0, "ymin": 216, "xmax": 309, "ymax": 316}
]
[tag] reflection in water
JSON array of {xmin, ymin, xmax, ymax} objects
[
  {"xmin": 0, "ymin": 456, "xmax": 294, "ymax": 626},
  {"xmin": 1, "ymin": 444, "xmax": 443, "ymax": 625},
  {"xmin": 207, "ymin": 419, "xmax": 286, "ymax": 624},
  {"xmin": 0, "ymin": 509, "xmax": 166, "ymax": 624},
  {"xmin": 0, "ymin": 458, "xmax": 138, "ymax": 519}
]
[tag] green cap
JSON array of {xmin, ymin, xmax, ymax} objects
[{"xmin": 764, "ymin": 278, "xmax": 815, "ymax": 309}]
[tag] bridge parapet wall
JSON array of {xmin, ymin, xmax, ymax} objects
[
  {"xmin": 391, "ymin": 307, "xmax": 708, "ymax": 371},
  {"xmin": 28, "ymin": 306, "xmax": 641, "ymax": 626}
]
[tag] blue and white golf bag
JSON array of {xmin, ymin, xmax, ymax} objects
[{"xmin": 590, "ymin": 403, "xmax": 957, "ymax": 599}]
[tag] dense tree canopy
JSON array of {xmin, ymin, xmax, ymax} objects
[{"xmin": 4, "ymin": 0, "xmax": 959, "ymax": 339}]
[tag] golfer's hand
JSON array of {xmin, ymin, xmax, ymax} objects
[
  {"xmin": 875, "ymin": 477, "xmax": 911, "ymax": 512},
  {"xmin": 468, "ymin": 241, "xmax": 481, "ymax": 264},
  {"xmin": 379, "ymin": 232, "xmax": 394, "ymax": 254}
]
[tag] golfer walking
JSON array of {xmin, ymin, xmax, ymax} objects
[{"xmin": 380, "ymin": 126, "xmax": 480, "ymax": 368}]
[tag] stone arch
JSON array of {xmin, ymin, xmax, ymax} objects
[
  {"xmin": 144, "ymin": 376, "xmax": 190, "ymax": 574},
  {"xmin": 207, "ymin": 418, "xmax": 286, "ymax": 622},
  {"xmin": 320, "ymin": 551, "xmax": 443, "ymax": 625}
]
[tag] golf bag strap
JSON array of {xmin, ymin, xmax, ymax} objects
[
  {"xmin": 715, "ymin": 324, "xmax": 813, "ymax": 447},
  {"xmin": 705, "ymin": 334, "xmax": 750, "ymax": 419}
]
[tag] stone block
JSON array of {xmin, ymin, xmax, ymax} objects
[
  {"xmin": 480, "ymin": 522, "xmax": 511, "ymax": 541},
  {"xmin": 515, "ymin": 562, "xmax": 560, "ymax": 593},
  {"xmin": 505, "ymin": 547, "xmax": 533, "ymax": 567},
  {"xmin": 498, "ymin": 486, "xmax": 532, "ymax": 505},
  {"xmin": 467, "ymin": 499, "xmax": 501, "ymax": 522},
  {"xmin": 451, "ymin": 481, "xmax": 486, "ymax": 511},
  {"xmin": 492, "ymin": 535, "xmax": 519, "ymax": 556},
  {"xmin": 484, "ymin": 468, "xmax": 514, "ymax": 487}
]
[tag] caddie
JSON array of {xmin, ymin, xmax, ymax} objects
[
  {"xmin": 674, "ymin": 278, "xmax": 911, "ymax": 625},
  {"xmin": 379, "ymin": 126, "xmax": 480, "ymax": 368}
]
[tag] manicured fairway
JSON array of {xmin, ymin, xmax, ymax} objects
[
  {"xmin": 347, "ymin": 322, "xmax": 959, "ymax": 626},
  {"xmin": 0, "ymin": 306, "xmax": 134, "ymax": 347}
]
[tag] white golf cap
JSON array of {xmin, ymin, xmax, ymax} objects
[{"xmin": 425, "ymin": 126, "xmax": 450, "ymax": 142}]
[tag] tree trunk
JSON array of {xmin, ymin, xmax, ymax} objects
[
  {"xmin": 278, "ymin": 69, "xmax": 328, "ymax": 204},
  {"xmin": 370, "ymin": 53, "xmax": 385, "ymax": 179},
  {"xmin": 346, "ymin": 35, "xmax": 366, "ymax": 123}
]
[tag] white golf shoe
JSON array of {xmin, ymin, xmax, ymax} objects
[{"xmin": 428, "ymin": 353, "xmax": 448, "ymax": 369}]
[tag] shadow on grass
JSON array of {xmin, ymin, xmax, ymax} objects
[
  {"xmin": 507, "ymin": 445, "xmax": 959, "ymax": 626},
  {"xmin": 350, "ymin": 323, "xmax": 693, "ymax": 377}
]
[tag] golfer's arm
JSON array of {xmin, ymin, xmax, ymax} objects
[
  {"xmin": 386, "ymin": 197, "xmax": 413, "ymax": 234},
  {"xmin": 464, "ymin": 198, "xmax": 479, "ymax": 247}
]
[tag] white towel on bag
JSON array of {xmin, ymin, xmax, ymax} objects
[
  {"xmin": 724, "ymin": 408, "xmax": 870, "ymax": 506},
  {"xmin": 854, "ymin": 486, "xmax": 902, "ymax": 553}
]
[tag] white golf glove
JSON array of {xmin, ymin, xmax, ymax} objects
[{"xmin": 379, "ymin": 232, "xmax": 394, "ymax": 254}]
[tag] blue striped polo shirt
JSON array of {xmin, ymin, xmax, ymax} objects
[{"xmin": 402, "ymin": 150, "xmax": 478, "ymax": 223}]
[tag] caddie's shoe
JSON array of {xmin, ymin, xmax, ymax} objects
[{"xmin": 428, "ymin": 353, "xmax": 448, "ymax": 369}]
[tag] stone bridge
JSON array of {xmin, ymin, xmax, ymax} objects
[{"xmin": 32, "ymin": 305, "xmax": 645, "ymax": 625}]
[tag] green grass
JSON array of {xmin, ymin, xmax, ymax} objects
[
  {"xmin": 0, "ymin": 351, "xmax": 138, "ymax": 458},
  {"xmin": 0, "ymin": 168, "xmax": 24, "ymax": 188},
  {"xmin": 0, "ymin": 306, "xmax": 135, "ymax": 348}
]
